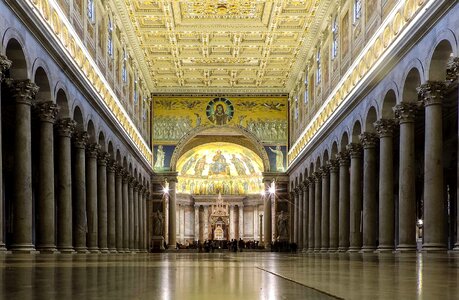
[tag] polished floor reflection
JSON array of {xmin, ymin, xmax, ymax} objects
[{"xmin": 0, "ymin": 252, "xmax": 458, "ymax": 300}]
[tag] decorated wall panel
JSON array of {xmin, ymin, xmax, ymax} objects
[{"xmin": 153, "ymin": 95, "xmax": 288, "ymax": 173}]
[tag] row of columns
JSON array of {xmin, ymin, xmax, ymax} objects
[
  {"xmin": 0, "ymin": 54, "xmax": 150, "ymax": 253},
  {"xmin": 292, "ymin": 79, "xmax": 456, "ymax": 252}
]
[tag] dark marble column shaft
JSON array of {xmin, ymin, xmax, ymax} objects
[
  {"xmin": 86, "ymin": 143, "xmax": 100, "ymax": 252},
  {"xmin": 338, "ymin": 151, "xmax": 350, "ymax": 251},
  {"xmin": 97, "ymin": 152, "xmax": 110, "ymax": 253},
  {"xmin": 115, "ymin": 166, "xmax": 124, "ymax": 252},
  {"xmin": 347, "ymin": 143, "xmax": 363, "ymax": 252},
  {"xmin": 321, "ymin": 166, "xmax": 330, "ymax": 251},
  {"xmin": 107, "ymin": 160, "xmax": 117, "ymax": 252},
  {"xmin": 329, "ymin": 160, "xmax": 340, "ymax": 251}
]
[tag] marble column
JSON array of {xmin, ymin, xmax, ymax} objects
[
  {"xmin": 122, "ymin": 171, "xmax": 129, "ymax": 252},
  {"xmin": 0, "ymin": 55, "xmax": 11, "ymax": 251},
  {"xmin": 338, "ymin": 151, "xmax": 350, "ymax": 251},
  {"xmin": 264, "ymin": 184, "xmax": 272, "ymax": 248},
  {"xmin": 360, "ymin": 133, "xmax": 378, "ymax": 252},
  {"xmin": 129, "ymin": 179, "xmax": 136, "ymax": 251},
  {"xmin": 314, "ymin": 172, "xmax": 322, "ymax": 252},
  {"xmin": 375, "ymin": 119, "xmax": 396, "ymax": 251},
  {"xmin": 292, "ymin": 192, "xmax": 298, "ymax": 244},
  {"xmin": 328, "ymin": 159, "xmax": 340, "ymax": 251},
  {"xmin": 321, "ymin": 166, "xmax": 330, "ymax": 252},
  {"xmin": 107, "ymin": 160, "xmax": 117, "ymax": 252},
  {"xmin": 394, "ymin": 103, "xmax": 418, "ymax": 251},
  {"xmin": 296, "ymin": 188, "xmax": 303, "ymax": 248},
  {"xmin": 194, "ymin": 205, "xmax": 200, "ymax": 242},
  {"xmin": 34, "ymin": 101, "xmax": 59, "ymax": 253},
  {"xmin": 450, "ymin": 58, "xmax": 459, "ymax": 251},
  {"xmin": 56, "ymin": 118, "xmax": 76, "ymax": 253},
  {"xmin": 418, "ymin": 82, "xmax": 447, "ymax": 251},
  {"xmin": 115, "ymin": 166, "xmax": 124, "ymax": 252},
  {"xmin": 86, "ymin": 143, "xmax": 100, "ymax": 252},
  {"xmin": 302, "ymin": 182, "xmax": 309, "ymax": 251},
  {"xmin": 239, "ymin": 205, "xmax": 244, "ymax": 240},
  {"xmin": 347, "ymin": 143, "xmax": 363, "ymax": 252},
  {"xmin": 203, "ymin": 206, "xmax": 209, "ymax": 241},
  {"xmin": 134, "ymin": 184, "xmax": 139, "ymax": 251},
  {"xmin": 140, "ymin": 189, "xmax": 145, "ymax": 251},
  {"xmin": 72, "ymin": 131, "xmax": 89, "ymax": 253},
  {"xmin": 308, "ymin": 177, "xmax": 315, "ymax": 251},
  {"xmin": 229, "ymin": 205, "xmax": 235, "ymax": 240},
  {"xmin": 168, "ymin": 179, "xmax": 177, "ymax": 249},
  {"xmin": 8, "ymin": 80, "xmax": 38, "ymax": 252},
  {"xmin": 97, "ymin": 151, "xmax": 109, "ymax": 253}
]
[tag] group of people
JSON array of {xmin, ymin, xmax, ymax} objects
[{"xmin": 174, "ymin": 239, "xmax": 263, "ymax": 252}]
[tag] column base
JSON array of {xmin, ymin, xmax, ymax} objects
[
  {"xmin": 453, "ymin": 244, "xmax": 459, "ymax": 251},
  {"xmin": 395, "ymin": 244, "xmax": 417, "ymax": 253},
  {"xmin": 359, "ymin": 246, "xmax": 377, "ymax": 253},
  {"xmin": 58, "ymin": 248, "xmax": 76, "ymax": 254},
  {"xmin": 99, "ymin": 247, "xmax": 109, "ymax": 253},
  {"xmin": 328, "ymin": 248, "xmax": 338, "ymax": 253},
  {"xmin": 347, "ymin": 246, "xmax": 361, "ymax": 253},
  {"xmin": 88, "ymin": 248, "xmax": 100, "ymax": 253},
  {"xmin": 10, "ymin": 244, "xmax": 38, "ymax": 253},
  {"xmin": 338, "ymin": 246, "xmax": 349, "ymax": 252},
  {"xmin": 75, "ymin": 249, "xmax": 90, "ymax": 254},
  {"xmin": 422, "ymin": 243, "xmax": 447, "ymax": 252},
  {"xmin": 36, "ymin": 245, "xmax": 59, "ymax": 253},
  {"xmin": 117, "ymin": 250, "xmax": 125, "ymax": 253},
  {"xmin": 375, "ymin": 245, "xmax": 395, "ymax": 253},
  {"xmin": 0, "ymin": 243, "xmax": 7, "ymax": 251},
  {"xmin": 320, "ymin": 249, "xmax": 329, "ymax": 253},
  {"xmin": 109, "ymin": 248, "xmax": 118, "ymax": 253}
]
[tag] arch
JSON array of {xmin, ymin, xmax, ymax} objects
[
  {"xmin": 170, "ymin": 125, "xmax": 270, "ymax": 172},
  {"xmin": 340, "ymin": 132, "xmax": 349, "ymax": 152},
  {"xmin": 402, "ymin": 66, "xmax": 422, "ymax": 103},
  {"xmin": 73, "ymin": 106, "xmax": 84, "ymax": 131},
  {"xmin": 123, "ymin": 157, "xmax": 128, "ymax": 169},
  {"xmin": 323, "ymin": 150, "xmax": 329, "ymax": 165},
  {"xmin": 351, "ymin": 121, "xmax": 362, "ymax": 142},
  {"xmin": 56, "ymin": 89, "xmax": 70, "ymax": 118},
  {"xmin": 309, "ymin": 162, "xmax": 314, "ymax": 177},
  {"xmin": 315, "ymin": 157, "xmax": 321, "ymax": 171},
  {"xmin": 365, "ymin": 107, "xmax": 378, "ymax": 133},
  {"xmin": 116, "ymin": 149, "xmax": 122, "ymax": 163},
  {"xmin": 33, "ymin": 66, "xmax": 51, "ymax": 101},
  {"xmin": 299, "ymin": 172, "xmax": 303, "ymax": 184},
  {"xmin": 381, "ymin": 89, "xmax": 397, "ymax": 118},
  {"xmin": 87, "ymin": 120, "xmax": 96, "ymax": 144},
  {"xmin": 428, "ymin": 39, "xmax": 454, "ymax": 81},
  {"xmin": 108, "ymin": 141, "xmax": 114, "ymax": 159},
  {"xmin": 331, "ymin": 141, "xmax": 339, "ymax": 159},
  {"xmin": 4, "ymin": 38, "xmax": 28, "ymax": 80},
  {"xmin": 98, "ymin": 131, "xmax": 106, "ymax": 151}
]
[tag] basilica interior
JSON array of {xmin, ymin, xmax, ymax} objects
[{"xmin": 1, "ymin": 0, "xmax": 459, "ymax": 299}]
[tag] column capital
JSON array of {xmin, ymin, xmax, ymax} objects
[
  {"xmin": 359, "ymin": 132, "xmax": 378, "ymax": 149},
  {"xmin": 374, "ymin": 119, "xmax": 396, "ymax": 138},
  {"xmin": 320, "ymin": 166, "xmax": 330, "ymax": 177},
  {"xmin": 133, "ymin": 181, "xmax": 141, "ymax": 191},
  {"xmin": 107, "ymin": 160, "xmax": 117, "ymax": 173},
  {"xmin": 86, "ymin": 143, "xmax": 101, "ymax": 158},
  {"xmin": 289, "ymin": 191, "xmax": 295, "ymax": 199},
  {"xmin": 33, "ymin": 101, "xmax": 59, "ymax": 123},
  {"xmin": 293, "ymin": 187, "xmax": 300, "ymax": 195},
  {"xmin": 122, "ymin": 171, "xmax": 130, "ymax": 183},
  {"xmin": 73, "ymin": 131, "xmax": 89, "ymax": 149},
  {"xmin": 7, "ymin": 79, "xmax": 39, "ymax": 105},
  {"xmin": 55, "ymin": 118, "xmax": 76, "ymax": 137},
  {"xmin": 0, "ymin": 54, "xmax": 12, "ymax": 82},
  {"xmin": 300, "ymin": 181, "xmax": 309, "ymax": 191},
  {"xmin": 417, "ymin": 81, "xmax": 446, "ymax": 107},
  {"xmin": 115, "ymin": 165, "xmax": 125, "ymax": 178},
  {"xmin": 446, "ymin": 56, "xmax": 459, "ymax": 82},
  {"xmin": 128, "ymin": 176, "xmax": 136, "ymax": 187},
  {"xmin": 393, "ymin": 102, "xmax": 418, "ymax": 124},
  {"xmin": 97, "ymin": 151, "xmax": 110, "ymax": 166},
  {"xmin": 328, "ymin": 159, "xmax": 339, "ymax": 173},
  {"xmin": 313, "ymin": 171, "xmax": 322, "ymax": 182},
  {"xmin": 307, "ymin": 176, "xmax": 315, "ymax": 185},
  {"xmin": 337, "ymin": 151, "xmax": 350, "ymax": 166},
  {"xmin": 346, "ymin": 143, "xmax": 363, "ymax": 158}
]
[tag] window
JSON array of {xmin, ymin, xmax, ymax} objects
[
  {"xmin": 353, "ymin": 0, "xmax": 362, "ymax": 23},
  {"xmin": 134, "ymin": 77, "xmax": 138, "ymax": 104},
  {"xmin": 332, "ymin": 15, "xmax": 338, "ymax": 59},
  {"xmin": 122, "ymin": 48, "xmax": 128, "ymax": 83},
  {"xmin": 108, "ymin": 17, "xmax": 113, "ymax": 57},
  {"xmin": 87, "ymin": 0, "xmax": 95, "ymax": 23},
  {"xmin": 294, "ymin": 96, "xmax": 299, "ymax": 120},
  {"xmin": 316, "ymin": 49, "xmax": 321, "ymax": 85},
  {"xmin": 304, "ymin": 75, "xmax": 308, "ymax": 104}
]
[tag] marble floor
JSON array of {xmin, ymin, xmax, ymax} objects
[{"xmin": 0, "ymin": 252, "xmax": 458, "ymax": 300}]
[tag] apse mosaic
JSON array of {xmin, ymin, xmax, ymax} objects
[
  {"xmin": 176, "ymin": 142, "xmax": 264, "ymax": 195},
  {"xmin": 152, "ymin": 95, "xmax": 288, "ymax": 144}
]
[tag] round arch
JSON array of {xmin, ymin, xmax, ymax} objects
[{"xmin": 170, "ymin": 125, "xmax": 271, "ymax": 172}]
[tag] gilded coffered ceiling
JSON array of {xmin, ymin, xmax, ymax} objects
[{"xmin": 116, "ymin": 0, "xmax": 333, "ymax": 93}]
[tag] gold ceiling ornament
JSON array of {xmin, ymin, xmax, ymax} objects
[
  {"xmin": 186, "ymin": 0, "xmax": 260, "ymax": 18},
  {"xmin": 116, "ymin": 0, "xmax": 330, "ymax": 93}
]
